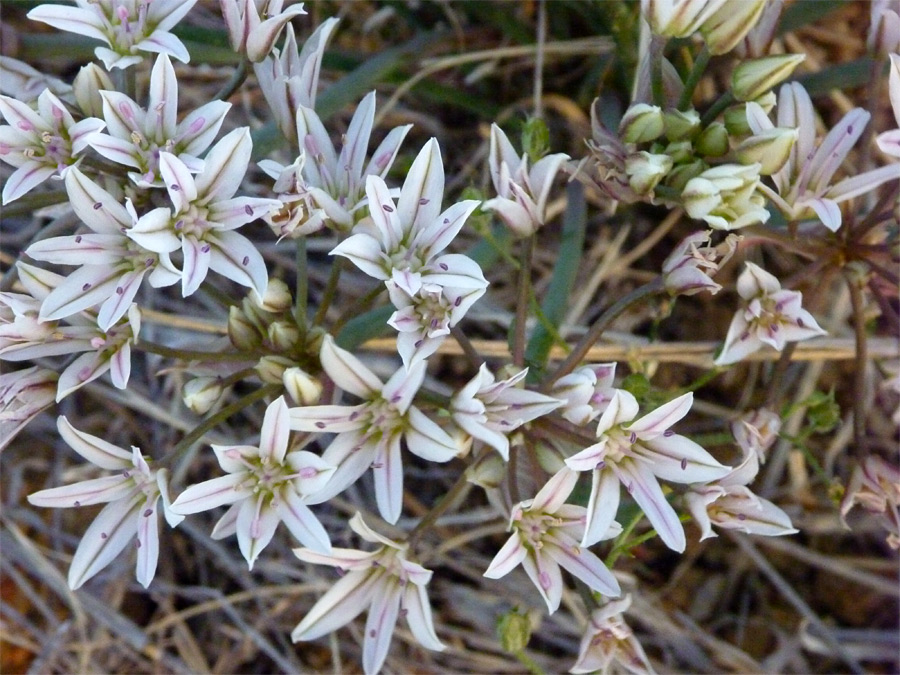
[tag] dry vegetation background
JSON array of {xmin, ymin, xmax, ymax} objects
[{"xmin": 1, "ymin": 1, "xmax": 898, "ymax": 673}]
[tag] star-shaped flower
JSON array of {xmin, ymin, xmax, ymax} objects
[
  {"xmin": 291, "ymin": 513, "xmax": 445, "ymax": 675},
  {"xmin": 331, "ymin": 138, "xmax": 487, "ymax": 299},
  {"xmin": 27, "ymin": 416, "xmax": 183, "ymax": 589},
  {"xmin": 288, "ymin": 335, "xmax": 458, "ymax": 524},
  {"xmin": 170, "ymin": 396, "xmax": 334, "ymax": 568},
  {"xmin": 570, "ymin": 595, "xmax": 655, "ymax": 675},
  {"xmin": 565, "ymin": 390, "xmax": 731, "ymax": 551},
  {"xmin": 221, "ymin": 0, "xmax": 307, "ymax": 62},
  {"xmin": 88, "ymin": 54, "xmax": 230, "ymax": 187},
  {"xmin": 0, "ymin": 366, "xmax": 57, "ymax": 452},
  {"xmin": 715, "ymin": 262, "xmax": 825, "ymax": 366},
  {"xmin": 28, "ymin": 0, "xmax": 198, "ymax": 70},
  {"xmin": 484, "ymin": 467, "xmax": 622, "ymax": 613},
  {"xmin": 0, "ymin": 89, "xmax": 104, "ymax": 204},
  {"xmin": 127, "ymin": 127, "xmax": 281, "ymax": 297}
]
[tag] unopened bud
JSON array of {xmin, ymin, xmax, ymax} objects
[
  {"xmin": 73, "ymin": 64, "xmax": 113, "ymax": 118},
  {"xmin": 251, "ymin": 278, "xmax": 293, "ymax": 313},
  {"xmin": 662, "ymin": 140, "xmax": 694, "ymax": 164},
  {"xmin": 732, "ymin": 54, "xmax": 806, "ymax": 101},
  {"xmin": 255, "ymin": 355, "xmax": 295, "ymax": 384},
  {"xmin": 283, "ymin": 367, "xmax": 322, "ymax": 405},
  {"xmin": 695, "ymin": 122, "xmax": 730, "ymax": 157},
  {"xmin": 625, "ymin": 151, "xmax": 672, "ymax": 195},
  {"xmin": 700, "ymin": 0, "xmax": 767, "ymax": 54},
  {"xmin": 735, "ymin": 127, "xmax": 798, "ymax": 174},
  {"xmin": 497, "ymin": 608, "xmax": 536, "ymax": 654},
  {"xmin": 228, "ymin": 306, "xmax": 261, "ymax": 350},
  {"xmin": 619, "ymin": 103, "xmax": 665, "ymax": 144},
  {"xmin": 665, "ymin": 159, "xmax": 707, "ymax": 192},
  {"xmin": 268, "ymin": 320, "xmax": 301, "ymax": 352},
  {"xmin": 466, "ymin": 452, "xmax": 505, "ymax": 489},
  {"xmin": 182, "ymin": 376, "xmax": 224, "ymax": 414},
  {"xmin": 663, "ymin": 108, "xmax": 701, "ymax": 141},
  {"xmin": 521, "ymin": 116, "xmax": 550, "ymax": 162}
]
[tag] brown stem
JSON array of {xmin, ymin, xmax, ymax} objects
[{"xmin": 844, "ymin": 271, "xmax": 869, "ymax": 457}]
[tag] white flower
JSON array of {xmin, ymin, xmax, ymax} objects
[
  {"xmin": 386, "ymin": 279, "xmax": 484, "ymax": 368},
  {"xmin": 0, "ymin": 264, "xmax": 142, "ymax": 402},
  {"xmin": 550, "ymin": 363, "xmax": 618, "ymax": 427},
  {"xmin": 128, "ymin": 128, "xmax": 281, "ymax": 297},
  {"xmin": 868, "ymin": 0, "xmax": 900, "ymax": 55},
  {"xmin": 170, "ymin": 396, "xmax": 334, "ymax": 568},
  {"xmin": 661, "ymin": 230, "xmax": 738, "ymax": 297},
  {"xmin": 27, "ymin": 417, "xmax": 183, "ymax": 589},
  {"xmin": 288, "ymin": 335, "xmax": 458, "ymax": 524},
  {"xmin": 26, "ymin": 167, "xmax": 180, "ymax": 331},
  {"xmin": 28, "ymin": 0, "xmax": 198, "ymax": 70},
  {"xmin": 253, "ymin": 18, "xmax": 339, "ymax": 145},
  {"xmin": 570, "ymin": 595, "xmax": 655, "ymax": 675},
  {"xmin": 451, "ymin": 364, "xmax": 563, "ymax": 461},
  {"xmin": 682, "ymin": 163, "xmax": 770, "ymax": 231},
  {"xmin": 731, "ymin": 407, "xmax": 781, "ymax": 466},
  {"xmin": 840, "ymin": 455, "xmax": 900, "ymax": 549},
  {"xmin": 0, "ymin": 366, "xmax": 57, "ymax": 452},
  {"xmin": 88, "ymin": 54, "xmax": 231, "ymax": 187},
  {"xmin": 221, "ymin": 0, "xmax": 307, "ymax": 62},
  {"xmin": 642, "ymin": 0, "xmax": 727, "ymax": 38},
  {"xmin": 0, "ymin": 89, "xmax": 104, "ymax": 204},
  {"xmin": 482, "ymin": 123, "xmax": 569, "ymax": 238},
  {"xmin": 684, "ymin": 451, "xmax": 798, "ymax": 541},
  {"xmin": 291, "ymin": 513, "xmax": 445, "ymax": 675},
  {"xmin": 484, "ymin": 467, "xmax": 621, "ymax": 613},
  {"xmin": 566, "ymin": 390, "xmax": 731, "ymax": 551},
  {"xmin": 0, "ymin": 55, "xmax": 72, "ymax": 104},
  {"xmin": 331, "ymin": 138, "xmax": 486, "ymax": 299},
  {"xmin": 715, "ymin": 262, "xmax": 826, "ymax": 366},
  {"xmin": 749, "ymin": 82, "xmax": 900, "ymax": 231}
]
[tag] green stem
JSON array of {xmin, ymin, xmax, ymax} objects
[
  {"xmin": 450, "ymin": 325, "xmax": 484, "ymax": 370},
  {"xmin": 408, "ymin": 467, "xmax": 474, "ymax": 549},
  {"xmin": 313, "ymin": 259, "xmax": 344, "ymax": 327},
  {"xmin": 213, "ymin": 57, "xmax": 249, "ymax": 101},
  {"xmin": 513, "ymin": 236, "xmax": 535, "ymax": 367},
  {"xmin": 160, "ymin": 383, "xmax": 281, "ymax": 466},
  {"xmin": 295, "ymin": 237, "xmax": 308, "ymax": 340},
  {"xmin": 137, "ymin": 340, "xmax": 259, "ymax": 362},
  {"xmin": 678, "ymin": 46, "xmax": 710, "ymax": 110},
  {"xmin": 650, "ymin": 35, "xmax": 666, "ymax": 107},
  {"xmin": 112, "ymin": 66, "xmax": 136, "ymax": 100},
  {"xmin": 700, "ymin": 91, "xmax": 736, "ymax": 127},
  {"xmin": 844, "ymin": 271, "xmax": 868, "ymax": 457},
  {"xmin": 513, "ymin": 649, "xmax": 544, "ymax": 675},
  {"xmin": 605, "ymin": 509, "xmax": 646, "ymax": 567},
  {"xmin": 544, "ymin": 277, "xmax": 666, "ymax": 388}
]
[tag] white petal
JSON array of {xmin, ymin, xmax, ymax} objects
[
  {"xmin": 236, "ymin": 496, "xmax": 280, "ymax": 569},
  {"xmin": 159, "ymin": 152, "xmax": 198, "ymax": 211},
  {"xmin": 291, "ymin": 570, "xmax": 379, "ymax": 642},
  {"xmin": 68, "ymin": 496, "xmax": 141, "ymax": 589},
  {"xmin": 614, "ymin": 459, "xmax": 686, "ymax": 552},
  {"xmin": 546, "ymin": 532, "xmax": 620, "ymax": 597},
  {"xmin": 330, "ymin": 232, "xmax": 388, "ymax": 281},
  {"xmin": 483, "ymin": 533, "xmax": 526, "ymax": 579},
  {"xmin": 27, "ymin": 235, "xmax": 124, "ymax": 266},
  {"xmin": 64, "ymin": 168, "xmax": 131, "ymax": 233},
  {"xmin": 636, "ymin": 435, "xmax": 731, "ymax": 484},
  {"xmin": 26, "ymin": 4, "xmax": 108, "ymax": 44},
  {"xmin": 56, "ymin": 416, "xmax": 131, "ymax": 468},
  {"xmin": 403, "ymin": 582, "xmax": 445, "ymax": 651},
  {"xmin": 148, "ymin": 55, "xmax": 178, "ymax": 137},
  {"xmin": 181, "ymin": 235, "xmax": 211, "ymax": 296},
  {"xmin": 99, "ymin": 91, "xmax": 145, "ymax": 141},
  {"xmin": 169, "ymin": 473, "xmax": 250, "ymax": 514},
  {"xmin": 398, "ymin": 138, "xmax": 444, "ymax": 239},
  {"xmin": 177, "ymin": 100, "xmax": 231, "ymax": 156},
  {"xmin": 319, "ymin": 334, "xmax": 382, "ymax": 398},
  {"xmin": 521, "ymin": 549, "xmax": 563, "ymax": 613},
  {"xmin": 88, "ymin": 133, "xmax": 141, "ymax": 168},
  {"xmin": 28, "ymin": 475, "xmax": 132, "ymax": 508},
  {"xmin": 260, "ymin": 396, "xmax": 290, "ymax": 463},
  {"xmin": 195, "ymin": 127, "xmax": 251, "ymax": 203},
  {"xmin": 582, "ymin": 468, "xmax": 621, "ymax": 547},
  {"xmin": 278, "ymin": 490, "xmax": 332, "ymax": 553},
  {"xmin": 207, "ymin": 230, "xmax": 268, "ymax": 297},
  {"xmin": 135, "ymin": 495, "xmax": 161, "ymax": 587},
  {"xmin": 2, "ymin": 161, "xmax": 55, "ymax": 204},
  {"xmin": 627, "ymin": 392, "xmax": 693, "ymax": 439},
  {"xmin": 373, "ymin": 434, "xmax": 404, "ymax": 524},
  {"xmin": 532, "ymin": 466, "xmax": 578, "ymax": 513},
  {"xmin": 405, "ymin": 407, "xmax": 458, "ymax": 462},
  {"xmin": 288, "ymin": 403, "xmax": 367, "ymax": 433}
]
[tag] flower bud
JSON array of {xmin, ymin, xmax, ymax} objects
[
  {"xmin": 268, "ymin": 320, "xmax": 301, "ymax": 352},
  {"xmin": 626, "ymin": 151, "xmax": 673, "ymax": 195},
  {"xmin": 619, "ymin": 103, "xmax": 665, "ymax": 144},
  {"xmin": 182, "ymin": 376, "xmax": 225, "ymax": 415},
  {"xmin": 699, "ymin": 0, "xmax": 767, "ymax": 54},
  {"xmin": 497, "ymin": 608, "xmax": 535, "ymax": 654},
  {"xmin": 735, "ymin": 127, "xmax": 798, "ymax": 175},
  {"xmin": 255, "ymin": 355, "xmax": 295, "ymax": 384},
  {"xmin": 644, "ymin": 0, "xmax": 721, "ymax": 37},
  {"xmin": 695, "ymin": 122, "xmax": 730, "ymax": 157},
  {"xmin": 228, "ymin": 306, "xmax": 261, "ymax": 350},
  {"xmin": 868, "ymin": 0, "xmax": 900, "ymax": 56},
  {"xmin": 251, "ymin": 278, "xmax": 293, "ymax": 313},
  {"xmin": 663, "ymin": 108, "xmax": 701, "ymax": 141},
  {"xmin": 662, "ymin": 139, "xmax": 694, "ymax": 164},
  {"xmin": 73, "ymin": 64, "xmax": 113, "ymax": 118},
  {"xmin": 732, "ymin": 54, "xmax": 806, "ymax": 101},
  {"xmin": 682, "ymin": 163, "xmax": 769, "ymax": 230},
  {"xmin": 665, "ymin": 159, "xmax": 707, "ymax": 192},
  {"xmin": 283, "ymin": 367, "xmax": 323, "ymax": 405},
  {"xmin": 466, "ymin": 452, "xmax": 505, "ymax": 489}
]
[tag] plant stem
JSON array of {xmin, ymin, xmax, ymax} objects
[
  {"xmin": 544, "ymin": 277, "xmax": 665, "ymax": 388},
  {"xmin": 699, "ymin": 91, "xmax": 736, "ymax": 127},
  {"xmin": 513, "ymin": 236, "xmax": 535, "ymax": 367},
  {"xmin": 844, "ymin": 270, "xmax": 868, "ymax": 457},
  {"xmin": 161, "ymin": 383, "xmax": 281, "ymax": 466},
  {"xmin": 295, "ymin": 236, "xmax": 308, "ymax": 340},
  {"xmin": 214, "ymin": 57, "xmax": 249, "ymax": 101},
  {"xmin": 313, "ymin": 258, "xmax": 344, "ymax": 327},
  {"xmin": 407, "ymin": 467, "xmax": 473, "ymax": 549},
  {"xmin": 332, "ymin": 283, "xmax": 384, "ymax": 335},
  {"xmin": 678, "ymin": 46, "xmax": 711, "ymax": 110}
]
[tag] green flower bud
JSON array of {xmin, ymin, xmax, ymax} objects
[
  {"xmin": 663, "ymin": 140, "xmax": 694, "ymax": 164},
  {"xmin": 466, "ymin": 452, "xmax": 505, "ymax": 489},
  {"xmin": 732, "ymin": 54, "xmax": 806, "ymax": 102},
  {"xmin": 626, "ymin": 151, "xmax": 673, "ymax": 195},
  {"xmin": 228, "ymin": 305, "xmax": 261, "ymax": 350},
  {"xmin": 699, "ymin": 0, "xmax": 767, "ymax": 55},
  {"xmin": 665, "ymin": 158, "xmax": 707, "ymax": 192},
  {"xmin": 73, "ymin": 64, "xmax": 113, "ymax": 118},
  {"xmin": 251, "ymin": 278, "xmax": 293, "ymax": 313},
  {"xmin": 182, "ymin": 376, "xmax": 225, "ymax": 415},
  {"xmin": 695, "ymin": 122, "xmax": 730, "ymax": 157},
  {"xmin": 619, "ymin": 103, "xmax": 665, "ymax": 143},
  {"xmin": 735, "ymin": 127, "xmax": 798, "ymax": 174},
  {"xmin": 664, "ymin": 108, "xmax": 701, "ymax": 141},
  {"xmin": 283, "ymin": 367, "xmax": 323, "ymax": 405},
  {"xmin": 497, "ymin": 608, "xmax": 535, "ymax": 654},
  {"xmin": 268, "ymin": 320, "xmax": 301, "ymax": 352},
  {"xmin": 521, "ymin": 116, "xmax": 550, "ymax": 163},
  {"xmin": 255, "ymin": 355, "xmax": 295, "ymax": 384}
]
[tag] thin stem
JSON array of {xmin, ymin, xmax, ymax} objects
[
  {"xmin": 332, "ymin": 283, "xmax": 384, "ymax": 335},
  {"xmin": 513, "ymin": 649, "xmax": 544, "ymax": 675},
  {"xmin": 407, "ymin": 467, "xmax": 474, "ymax": 550},
  {"xmin": 214, "ymin": 57, "xmax": 249, "ymax": 101},
  {"xmin": 160, "ymin": 383, "xmax": 281, "ymax": 466},
  {"xmin": 313, "ymin": 259, "xmax": 344, "ymax": 327},
  {"xmin": 700, "ymin": 91, "xmax": 736, "ymax": 127},
  {"xmin": 605, "ymin": 509, "xmax": 646, "ymax": 568},
  {"xmin": 678, "ymin": 46, "xmax": 711, "ymax": 110},
  {"xmin": 844, "ymin": 270, "xmax": 868, "ymax": 457},
  {"xmin": 112, "ymin": 66, "xmax": 136, "ymax": 99},
  {"xmin": 532, "ymin": 0, "xmax": 546, "ymax": 120},
  {"xmin": 544, "ymin": 277, "xmax": 666, "ymax": 388},
  {"xmin": 137, "ymin": 340, "xmax": 259, "ymax": 362},
  {"xmin": 513, "ymin": 236, "xmax": 535, "ymax": 367},
  {"xmin": 295, "ymin": 237, "xmax": 308, "ymax": 339},
  {"xmin": 450, "ymin": 324, "xmax": 484, "ymax": 370},
  {"xmin": 650, "ymin": 35, "xmax": 666, "ymax": 107}
]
